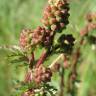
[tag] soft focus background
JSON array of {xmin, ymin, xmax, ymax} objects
[{"xmin": 0, "ymin": 0, "xmax": 96, "ymax": 96}]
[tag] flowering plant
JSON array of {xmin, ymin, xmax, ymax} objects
[{"xmin": 8, "ymin": 0, "xmax": 96, "ymax": 96}]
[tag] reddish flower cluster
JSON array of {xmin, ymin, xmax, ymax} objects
[
  {"xmin": 42, "ymin": 29, "xmax": 54, "ymax": 47},
  {"xmin": 80, "ymin": 13, "xmax": 96, "ymax": 36},
  {"xmin": 19, "ymin": 29, "xmax": 33, "ymax": 51},
  {"xmin": 33, "ymin": 65, "xmax": 52, "ymax": 84},
  {"xmin": 80, "ymin": 23, "xmax": 96, "ymax": 36},
  {"xmin": 19, "ymin": 26, "xmax": 54, "ymax": 51},
  {"xmin": 86, "ymin": 12, "xmax": 96, "ymax": 22},
  {"xmin": 19, "ymin": 0, "xmax": 70, "ymax": 51},
  {"xmin": 24, "ymin": 65, "xmax": 52, "ymax": 85},
  {"xmin": 42, "ymin": 0, "xmax": 69, "ymax": 31}
]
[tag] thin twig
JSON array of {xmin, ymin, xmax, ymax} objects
[
  {"xmin": 59, "ymin": 54, "xmax": 66, "ymax": 96},
  {"xmin": 59, "ymin": 67, "xmax": 64, "ymax": 96},
  {"xmin": 49, "ymin": 54, "xmax": 64, "ymax": 69},
  {"xmin": 29, "ymin": 52, "xmax": 35, "ymax": 69}
]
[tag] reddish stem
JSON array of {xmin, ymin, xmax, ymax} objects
[
  {"xmin": 67, "ymin": 47, "xmax": 80, "ymax": 93},
  {"xmin": 32, "ymin": 52, "xmax": 35, "ymax": 61},
  {"xmin": 59, "ymin": 54, "xmax": 65, "ymax": 96},
  {"xmin": 29, "ymin": 52, "xmax": 35, "ymax": 69},
  {"xmin": 59, "ymin": 67, "xmax": 64, "ymax": 96},
  {"xmin": 36, "ymin": 50, "xmax": 47, "ymax": 68},
  {"xmin": 64, "ymin": 55, "xmax": 69, "ymax": 69}
]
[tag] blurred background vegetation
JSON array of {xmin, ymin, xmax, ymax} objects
[{"xmin": 0, "ymin": 0, "xmax": 96, "ymax": 96}]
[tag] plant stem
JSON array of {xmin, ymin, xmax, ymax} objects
[
  {"xmin": 29, "ymin": 52, "xmax": 35, "ymax": 69},
  {"xmin": 59, "ymin": 67, "xmax": 64, "ymax": 96},
  {"xmin": 67, "ymin": 47, "xmax": 80, "ymax": 94},
  {"xmin": 36, "ymin": 50, "xmax": 47, "ymax": 68},
  {"xmin": 49, "ymin": 54, "xmax": 63, "ymax": 69},
  {"xmin": 59, "ymin": 54, "xmax": 66, "ymax": 96}
]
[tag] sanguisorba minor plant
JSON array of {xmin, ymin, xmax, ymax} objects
[{"xmin": 9, "ymin": 0, "xmax": 96, "ymax": 96}]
